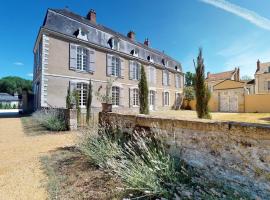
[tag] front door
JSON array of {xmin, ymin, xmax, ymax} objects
[{"xmin": 149, "ymin": 90, "xmax": 155, "ymax": 111}]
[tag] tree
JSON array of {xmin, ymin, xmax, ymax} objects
[
  {"xmin": 183, "ymin": 86, "xmax": 195, "ymax": 109},
  {"xmin": 185, "ymin": 71, "xmax": 195, "ymax": 86},
  {"xmin": 194, "ymin": 48, "xmax": 211, "ymax": 119},
  {"xmin": 0, "ymin": 76, "xmax": 32, "ymax": 95},
  {"xmin": 86, "ymin": 80, "xmax": 92, "ymax": 125},
  {"xmin": 138, "ymin": 65, "xmax": 149, "ymax": 114}
]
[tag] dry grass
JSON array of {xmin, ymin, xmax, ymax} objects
[
  {"xmin": 151, "ymin": 110, "xmax": 270, "ymax": 124},
  {"xmin": 0, "ymin": 116, "xmax": 74, "ymax": 200}
]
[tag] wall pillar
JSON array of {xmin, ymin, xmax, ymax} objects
[{"xmin": 67, "ymin": 109, "xmax": 77, "ymax": 131}]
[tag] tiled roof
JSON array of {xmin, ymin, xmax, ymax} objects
[
  {"xmin": 42, "ymin": 9, "xmax": 182, "ymax": 71},
  {"xmin": 213, "ymin": 80, "xmax": 246, "ymax": 90},
  {"xmin": 207, "ymin": 70, "xmax": 235, "ymax": 81},
  {"xmin": 0, "ymin": 93, "xmax": 19, "ymax": 102}
]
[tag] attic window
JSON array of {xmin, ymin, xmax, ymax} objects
[
  {"xmin": 108, "ymin": 37, "xmax": 120, "ymax": 50},
  {"xmin": 74, "ymin": 28, "xmax": 88, "ymax": 41},
  {"xmin": 162, "ymin": 59, "xmax": 169, "ymax": 67},
  {"xmin": 130, "ymin": 49, "xmax": 139, "ymax": 57},
  {"xmin": 175, "ymin": 66, "xmax": 178, "ymax": 71},
  {"xmin": 147, "ymin": 55, "xmax": 154, "ymax": 63}
]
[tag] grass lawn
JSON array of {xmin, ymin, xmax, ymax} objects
[{"xmin": 151, "ymin": 110, "xmax": 270, "ymax": 124}]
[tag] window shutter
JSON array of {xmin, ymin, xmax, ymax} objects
[
  {"xmin": 162, "ymin": 71, "xmax": 165, "ymax": 85},
  {"xmin": 87, "ymin": 48, "xmax": 95, "ymax": 72},
  {"xmin": 120, "ymin": 58, "xmax": 124, "ymax": 78},
  {"xmin": 120, "ymin": 87, "xmax": 124, "ymax": 106},
  {"xmin": 129, "ymin": 88, "xmax": 133, "ymax": 107},
  {"xmin": 107, "ymin": 54, "xmax": 113, "ymax": 76},
  {"xmin": 69, "ymin": 80, "xmax": 77, "ymax": 92},
  {"xmin": 154, "ymin": 91, "xmax": 157, "ymax": 110},
  {"xmin": 129, "ymin": 61, "xmax": 134, "ymax": 80},
  {"xmin": 69, "ymin": 43, "xmax": 77, "ymax": 70},
  {"xmin": 168, "ymin": 72, "xmax": 171, "ymax": 86},
  {"xmin": 162, "ymin": 92, "xmax": 165, "ymax": 106},
  {"xmin": 138, "ymin": 63, "xmax": 141, "ymax": 80}
]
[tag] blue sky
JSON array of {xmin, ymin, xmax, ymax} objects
[{"xmin": 0, "ymin": 0, "xmax": 270, "ymax": 80}]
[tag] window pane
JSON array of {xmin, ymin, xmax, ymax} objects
[{"xmin": 112, "ymin": 86, "xmax": 120, "ymax": 106}]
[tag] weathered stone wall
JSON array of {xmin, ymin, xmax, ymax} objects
[{"xmin": 99, "ymin": 112, "xmax": 270, "ymax": 199}]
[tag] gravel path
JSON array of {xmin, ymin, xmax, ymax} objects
[{"xmin": 0, "ymin": 117, "xmax": 74, "ymax": 200}]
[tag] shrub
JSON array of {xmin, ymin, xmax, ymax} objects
[{"xmin": 33, "ymin": 109, "xmax": 67, "ymax": 131}]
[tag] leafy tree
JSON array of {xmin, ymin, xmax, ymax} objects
[
  {"xmin": 194, "ymin": 48, "xmax": 211, "ymax": 119},
  {"xmin": 0, "ymin": 103, "xmax": 2, "ymax": 109},
  {"xmin": 0, "ymin": 76, "xmax": 32, "ymax": 95},
  {"xmin": 183, "ymin": 86, "xmax": 195, "ymax": 109},
  {"xmin": 86, "ymin": 80, "xmax": 92, "ymax": 125},
  {"xmin": 138, "ymin": 66, "xmax": 149, "ymax": 114},
  {"xmin": 185, "ymin": 71, "xmax": 195, "ymax": 86}
]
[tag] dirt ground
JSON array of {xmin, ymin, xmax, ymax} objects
[
  {"xmin": 151, "ymin": 110, "xmax": 270, "ymax": 124},
  {"xmin": 0, "ymin": 116, "xmax": 74, "ymax": 200}
]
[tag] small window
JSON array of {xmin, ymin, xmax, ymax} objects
[
  {"xmin": 112, "ymin": 86, "xmax": 120, "ymax": 106},
  {"xmin": 76, "ymin": 47, "xmax": 88, "ymax": 71},
  {"xmin": 147, "ymin": 55, "xmax": 154, "ymax": 62},
  {"xmin": 130, "ymin": 49, "xmax": 139, "ymax": 57},
  {"xmin": 149, "ymin": 90, "xmax": 155, "ymax": 106},
  {"xmin": 108, "ymin": 38, "xmax": 120, "ymax": 50},
  {"xmin": 164, "ymin": 92, "xmax": 170, "ymax": 106},
  {"xmin": 111, "ymin": 56, "xmax": 121, "ymax": 77},
  {"xmin": 133, "ymin": 88, "xmax": 139, "ymax": 106},
  {"xmin": 76, "ymin": 83, "xmax": 88, "ymax": 107}
]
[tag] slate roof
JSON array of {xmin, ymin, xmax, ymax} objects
[
  {"xmin": 0, "ymin": 93, "xmax": 19, "ymax": 102},
  {"xmin": 206, "ymin": 70, "xmax": 236, "ymax": 81},
  {"xmin": 42, "ymin": 9, "xmax": 182, "ymax": 72}
]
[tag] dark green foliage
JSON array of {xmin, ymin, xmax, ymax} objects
[
  {"xmin": 138, "ymin": 66, "xmax": 149, "ymax": 114},
  {"xmin": 74, "ymin": 91, "xmax": 81, "ymax": 124},
  {"xmin": 66, "ymin": 87, "xmax": 72, "ymax": 109},
  {"xmin": 0, "ymin": 103, "xmax": 2, "ymax": 109},
  {"xmin": 194, "ymin": 48, "xmax": 211, "ymax": 119},
  {"xmin": 184, "ymin": 86, "xmax": 195, "ymax": 109},
  {"xmin": 86, "ymin": 80, "xmax": 92, "ymax": 125},
  {"xmin": 12, "ymin": 104, "xmax": 17, "ymax": 109},
  {"xmin": 0, "ymin": 76, "xmax": 32, "ymax": 95},
  {"xmin": 185, "ymin": 71, "xmax": 195, "ymax": 86}
]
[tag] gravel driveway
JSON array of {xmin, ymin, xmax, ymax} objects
[{"xmin": 0, "ymin": 117, "xmax": 74, "ymax": 200}]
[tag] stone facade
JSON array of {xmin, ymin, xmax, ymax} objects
[
  {"xmin": 255, "ymin": 60, "xmax": 270, "ymax": 94},
  {"xmin": 33, "ymin": 9, "xmax": 184, "ymax": 114},
  {"xmin": 99, "ymin": 112, "xmax": 270, "ymax": 199}
]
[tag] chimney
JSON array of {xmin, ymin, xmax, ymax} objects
[
  {"xmin": 87, "ymin": 9, "xmax": 96, "ymax": 23},
  {"xmin": 144, "ymin": 38, "xmax": 149, "ymax": 46},
  {"xmin": 257, "ymin": 59, "xmax": 260, "ymax": 72},
  {"xmin": 127, "ymin": 31, "xmax": 135, "ymax": 41},
  {"xmin": 207, "ymin": 72, "xmax": 210, "ymax": 79}
]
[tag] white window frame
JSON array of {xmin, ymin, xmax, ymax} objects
[
  {"xmin": 111, "ymin": 56, "xmax": 121, "ymax": 77},
  {"xmin": 163, "ymin": 70, "xmax": 170, "ymax": 86},
  {"xmin": 76, "ymin": 82, "xmax": 88, "ymax": 108},
  {"xmin": 149, "ymin": 66, "xmax": 156, "ymax": 84},
  {"xmin": 164, "ymin": 91, "xmax": 170, "ymax": 106},
  {"xmin": 112, "ymin": 38, "xmax": 120, "ymax": 50},
  {"xmin": 76, "ymin": 47, "xmax": 88, "ymax": 71},
  {"xmin": 112, "ymin": 86, "xmax": 120, "ymax": 106},
  {"xmin": 149, "ymin": 90, "xmax": 155, "ymax": 106},
  {"xmin": 175, "ymin": 74, "xmax": 181, "ymax": 88},
  {"xmin": 132, "ymin": 88, "xmax": 139, "ymax": 106}
]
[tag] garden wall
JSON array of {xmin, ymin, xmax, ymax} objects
[
  {"xmin": 99, "ymin": 112, "xmax": 270, "ymax": 199},
  {"xmin": 245, "ymin": 94, "xmax": 270, "ymax": 113}
]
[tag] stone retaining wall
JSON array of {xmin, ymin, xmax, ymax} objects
[{"xmin": 99, "ymin": 112, "xmax": 270, "ymax": 199}]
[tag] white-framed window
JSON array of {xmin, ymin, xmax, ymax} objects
[
  {"xmin": 149, "ymin": 90, "xmax": 155, "ymax": 106},
  {"xmin": 133, "ymin": 88, "xmax": 139, "ymax": 106},
  {"xmin": 112, "ymin": 86, "xmax": 120, "ymax": 106},
  {"xmin": 129, "ymin": 61, "xmax": 141, "ymax": 80},
  {"xmin": 76, "ymin": 47, "xmax": 88, "ymax": 71},
  {"xmin": 111, "ymin": 56, "xmax": 121, "ymax": 77},
  {"xmin": 109, "ymin": 38, "xmax": 120, "ymax": 50},
  {"xmin": 175, "ymin": 74, "xmax": 181, "ymax": 88},
  {"xmin": 163, "ymin": 70, "xmax": 170, "ymax": 86},
  {"xmin": 163, "ymin": 91, "xmax": 170, "ymax": 106},
  {"xmin": 148, "ymin": 66, "xmax": 156, "ymax": 84},
  {"xmin": 131, "ymin": 49, "xmax": 139, "ymax": 57},
  {"xmin": 76, "ymin": 82, "xmax": 88, "ymax": 107}
]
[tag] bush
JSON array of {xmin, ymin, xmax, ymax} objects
[{"xmin": 33, "ymin": 109, "xmax": 67, "ymax": 131}]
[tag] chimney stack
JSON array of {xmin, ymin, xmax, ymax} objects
[
  {"xmin": 127, "ymin": 31, "xmax": 135, "ymax": 41},
  {"xmin": 87, "ymin": 9, "xmax": 96, "ymax": 23},
  {"xmin": 144, "ymin": 38, "xmax": 149, "ymax": 46},
  {"xmin": 257, "ymin": 59, "xmax": 260, "ymax": 72}
]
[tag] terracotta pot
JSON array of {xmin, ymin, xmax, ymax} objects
[{"xmin": 102, "ymin": 103, "xmax": 112, "ymax": 112}]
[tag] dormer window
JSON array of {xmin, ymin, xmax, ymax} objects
[
  {"xmin": 147, "ymin": 55, "xmax": 154, "ymax": 63},
  {"xmin": 130, "ymin": 49, "xmax": 139, "ymax": 57},
  {"xmin": 175, "ymin": 66, "xmax": 178, "ymax": 71},
  {"xmin": 162, "ymin": 59, "xmax": 169, "ymax": 67},
  {"xmin": 74, "ymin": 28, "xmax": 88, "ymax": 41},
  {"xmin": 108, "ymin": 37, "xmax": 120, "ymax": 50}
]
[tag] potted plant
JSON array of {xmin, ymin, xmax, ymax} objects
[{"xmin": 95, "ymin": 78, "xmax": 116, "ymax": 112}]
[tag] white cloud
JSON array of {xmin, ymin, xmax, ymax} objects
[
  {"xmin": 14, "ymin": 62, "xmax": 24, "ymax": 66},
  {"xmin": 27, "ymin": 73, "xmax": 33, "ymax": 77},
  {"xmin": 200, "ymin": 0, "xmax": 270, "ymax": 31}
]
